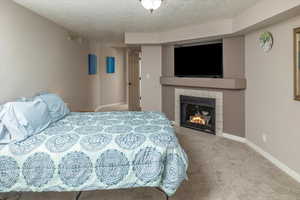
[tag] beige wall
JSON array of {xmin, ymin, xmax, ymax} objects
[
  {"xmin": 223, "ymin": 37, "xmax": 245, "ymax": 78},
  {"xmin": 141, "ymin": 46, "xmax": 162, "ymax": 112},
  {"xmin": 0, "ymin": 0, "xmax": 92, "ymax": 111},
  {"xmin": 99, "ymin": 44, "xmax": 126, "ymax": 106},
  {"xmin": 125, "ymin": 19, "xmax": 233, "ymax": 44},
  {"xmin": 88, "ymin": 42, "xmax": 101, "ymax": 110},
  {"xmin": 245, "ymin": 15, "xmax": 300, "ymax": 175},
  {"xmin": 126, "ymin": 0, "xmax": 300, "ymax": 44},
  {"xmin": 89, "ymin": 42, "xmax": 127, "ymax": 108}
]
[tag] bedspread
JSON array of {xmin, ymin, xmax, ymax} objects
[{"xmin": 0, "ymin": 112, "xmax": 188, "ymax": 196}]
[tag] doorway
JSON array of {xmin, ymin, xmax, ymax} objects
[{"xmin": 128, "ymin": 48, "xmax": 141, "ymax": 111}]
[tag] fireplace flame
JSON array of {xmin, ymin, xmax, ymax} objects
[{"xmin": 190, "ymin": 114, "xmax": 206, "ymax": 125}]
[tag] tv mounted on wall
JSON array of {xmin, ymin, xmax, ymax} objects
[{"xmin": 174, "ymin": 42, "xmax": 223, "ymax": 78}]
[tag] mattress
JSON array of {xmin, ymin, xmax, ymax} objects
[{"xmin": 0, "ymin": 111, "xmax": 188, "ymax": 196}]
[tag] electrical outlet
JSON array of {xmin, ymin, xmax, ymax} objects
[{"xmin": 262, "ymin": 133, "xmax": 267, "ymax": 143}]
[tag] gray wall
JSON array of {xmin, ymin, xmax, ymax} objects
[
  {"xmin": 245, "ymin": 15, "xmax": 300, "ymax": 175},
  {"xmin": 161, "ymin": 37, "xmax": 245, "ymax": 137},
  {"xmin": 141, "ymin": 45, "xmax": 162, "ymax": 112},
  {"xmin": 0, "ymin": 0, "xmax": 92, "ymax": 111}
]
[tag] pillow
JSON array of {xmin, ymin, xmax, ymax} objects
[
  {"xmin": 0, "ymin": 123, "xmax": 11, "ymax": 144},
  {"xmin": 0, "ymin": 98, "xmax": 52, "ymax": 143},
  {"xmin": 0, "ymin": 105, "xmax": 11, "ymax": 144},
  {"xmin": 36, "ymin": 93, "xmax": 70, "ymax": 122},
  {"xmin": 15, "ymin": 97, "xmax": 29, "ymax": 102}
]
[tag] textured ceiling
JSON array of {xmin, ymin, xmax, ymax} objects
[{"xmin": 14, "ymin": 0, "xmax": 261, "ymax": 42}]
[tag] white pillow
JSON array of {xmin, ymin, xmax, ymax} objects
[
  {"xmin": 0, "ymin": 123, "xmax": 11, "ymax": 144},
  {"xmin": 37, "ymin": 93, "xmax": 70, "ymax": 122},
  {"xmin": 0, "ymin": 98, "xmax": 52, "ymax": 143},
  {"xmin": 0, "ymin": 105, "xmax": 11, "ymax": 144}
]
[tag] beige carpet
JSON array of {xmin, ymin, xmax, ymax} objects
[
  {"xmin": 173, "ymin": 128, "xmax": 300, "ymax": 200},
  {"xmin": 3, "ymin": 127, "xmax": 300, "ymax": 200}
]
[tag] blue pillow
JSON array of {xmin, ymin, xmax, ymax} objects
[
  {"xmin": 0, "ymin": 98, "xmax": 52, "ymax": 143},
  {"xmin": 37, "ymin": 93, "xmax": 70, "ymax": 122}
]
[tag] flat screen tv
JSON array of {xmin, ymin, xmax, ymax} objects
[{"xmin": 174, "ymin": 42, "xmax": 223, "ymax": 78}]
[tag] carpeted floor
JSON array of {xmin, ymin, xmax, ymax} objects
[
  {"xmin": 4, "ymin": 122, "xmax": 300, "ymax": 200},
  {"xmin": 173, "ymin": 128, "xmax": 300, "ymax": 200}
]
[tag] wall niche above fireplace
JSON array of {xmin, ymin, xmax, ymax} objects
[{"xmin": 180, "ymin": 95, "xmax": 216, "ymax": 134}]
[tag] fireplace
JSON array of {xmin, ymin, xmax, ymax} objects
[{"xmin": 180, "ymin": 95, "xmax": 216, "ymax": 134}]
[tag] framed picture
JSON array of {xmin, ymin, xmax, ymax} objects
[
  {"xmin": 294, "ymin": 28, "xmax": 300, "ymax": 100},
  {"xmin": 88, "ymin": 54, "xmax": 97, "ymax": 75},
  {"xmin": 106, "ymin": 57, "xmax": 115, "ymax": 74}
]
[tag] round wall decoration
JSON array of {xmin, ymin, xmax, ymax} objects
[{"xmin": 259, "ymin": 32, "xmax": 273, "ymax": 52}]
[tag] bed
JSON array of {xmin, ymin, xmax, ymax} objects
[{"xmin": 0, "ymin": 111, "xmax": 188, "ymax": 199}]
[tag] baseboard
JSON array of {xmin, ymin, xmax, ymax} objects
[
  {"xmin": 222, "ymin": 133, "xmax": 246, "ymax": 143},
  {"xmin": 222, "ymin": 133, "xmax": 300, "ymax": 183},
  {"xmin": 95, "ymin": 102, "xmax": 126, "ymax": 112},
  {"xmin": 246, "ymin": 140, "xmax": 300, "ymax": 183}
]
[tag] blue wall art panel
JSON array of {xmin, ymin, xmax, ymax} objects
[
  {"xmin": 88, "ymin": 54, "xmax": 97, "ymax": 75},
  {"xmin": 106, "ymin": 57, "xmax": 115, "ymax": 74}
]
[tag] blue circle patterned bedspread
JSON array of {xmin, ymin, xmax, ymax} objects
[{"xmin": 0, "ymin": 112, "xmax": 188, "ymax": 196}]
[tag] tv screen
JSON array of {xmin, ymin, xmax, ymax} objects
[{"xmin": 174, "ymin": 43, "xmax": 223, "ymax": 78}]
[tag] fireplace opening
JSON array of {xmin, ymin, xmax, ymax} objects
[{"xmin": 180, "ymin": 95, "xmax": 216, "ymax": 134}]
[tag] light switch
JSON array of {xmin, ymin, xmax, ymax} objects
[{"xmin": 146, "ymin": 74, "xmax": 150, "ymax": 79}]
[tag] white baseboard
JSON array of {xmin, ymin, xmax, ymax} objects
[
  {"xmin": 222, "ymin": 133, "xmax": 300, "ymax": 183},
  {"xmin": 95, "ymin": 102, "xmax": 126, "ymax": 112},
  {"xmin": 246, "ymin": 140, "xmax": 300, "ymax": 183},
  {"xmin": 222, "ymin": 133, "xmax": 246, "ymax": 143}
]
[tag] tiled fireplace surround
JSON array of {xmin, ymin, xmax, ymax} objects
[{"xmin": 175, "ymin": 88, "xmax": 223, "ymax": 136}]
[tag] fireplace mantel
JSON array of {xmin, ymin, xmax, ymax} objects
[{"xmin": 160, "ymin": 77, "xmax": 246, "ymax": 90}]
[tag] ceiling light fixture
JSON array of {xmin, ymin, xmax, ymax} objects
[{"xmin": 140, "ymin": 0, "xmax": 162, "ymax": 13}]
